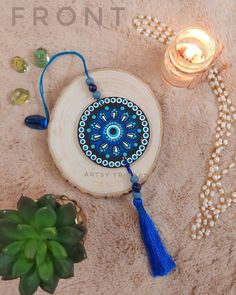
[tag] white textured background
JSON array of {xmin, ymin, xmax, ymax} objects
[{"xmin": 0, "ymin": 0, "xmax": 236, "ymax": 294}]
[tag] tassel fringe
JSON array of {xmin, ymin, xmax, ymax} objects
[
  {"xmin": 123, "ymin": 158, "xmax": 176, "ymax": 278},
  {"xmin": 133, "ymin": 197, "xmax": 176, "ymax": 277}
]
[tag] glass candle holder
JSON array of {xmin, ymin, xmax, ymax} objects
[{"xmin": 161, "ymin": 26, "xmax": 220, "ymax": 88}]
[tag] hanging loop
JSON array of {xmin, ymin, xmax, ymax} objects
[{"xmin": 25, "ymin": 51, "xmax": 93, "ymax": 130}]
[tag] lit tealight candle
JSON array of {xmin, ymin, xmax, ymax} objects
[{"xmin": 161, "ymin": 26, "xmax": 220, "ymax": 88}]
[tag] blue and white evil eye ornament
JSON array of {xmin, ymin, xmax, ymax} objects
[
  {"xmin": 25, "ymin": 51, "xmax": 175, "ymax": 279},
  {"xmin": 78, "ymin": 97, "xmax": 150, "ymax": 168}
]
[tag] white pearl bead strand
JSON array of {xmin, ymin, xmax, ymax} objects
[
  {"xmin": 190, "ymin": 66, "xmax": 236, "ymax": 239},
  {"xmin": 133, "ymin": 16, "xmax": 236, "ymax": 240},
  {"xmin": 133, "ymin": 16, "xmax": 175, "ymax": 45}
]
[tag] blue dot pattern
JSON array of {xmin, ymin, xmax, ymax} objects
[{"xmin": 78, "ymin": 97, "xmax": 150, "ymax": 168}]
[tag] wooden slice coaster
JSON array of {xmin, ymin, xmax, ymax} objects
[{"xmin": 48, "ymin": 70, "xmax": 162, "ymax": 198}]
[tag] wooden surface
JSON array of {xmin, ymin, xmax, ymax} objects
[{"xmin": 48, "ymin": 70, "xmax": 162, "ymax": 198}]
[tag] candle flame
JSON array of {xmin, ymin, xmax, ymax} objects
[{"xmin": 178, "ymin": 43, "xmax": 204, "ymax": 63}]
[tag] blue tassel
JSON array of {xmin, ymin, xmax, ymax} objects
[
  {"xmin": 123, "ymin": 158, "xmax": 176, "ymax": 278},
  {"xmin": 133, "ymin": 197, "xmax": 176, "ymax": 277}
]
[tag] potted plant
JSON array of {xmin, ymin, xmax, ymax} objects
[{"xmin": 0, "ymin": 194, "xmax": 87, "ymax": 295}]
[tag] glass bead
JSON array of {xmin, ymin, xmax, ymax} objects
[
  {"xmin": 86, "ymin": 77, "xmax": 94, "ymax": 86},
  {"xmin": 34, "ymin": 48, "xmax": 49, "ymax": 68},
  {"xmin": 131, "ymin": 175, "xmax": 139, "ymax": 183},
  {"xmin": 89, "ymin": 84, "xmax": 97, "ymax": 92},
  {"xmin": 133, "ymin": 192, "xmax": 142, "ymax": 199},
  {"xmin": 10, "ymin": 88, "xmax": 30, "ymax": 105},
  {"xmin": 12, "ymin": 56, "xmax": 29, "ymax": 73},
  {"xmin": 93, "ymin": 91, "xmax": 101, "ymax": 100},
  {"xmin": 25, "ymin": 115, "xmax": 48, "ymax": 130},
  {"xmin": 132, "ymin": 182, "xmax": 141, "ymax": 192}
]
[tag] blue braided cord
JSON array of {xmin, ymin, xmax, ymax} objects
[
  {"xmin": 39, "ymin": 51, "xmax": 92, "ymax": 122},
  {"xmin": 123, "ymin": 157, "xmax": 134, "ymax": 176}
]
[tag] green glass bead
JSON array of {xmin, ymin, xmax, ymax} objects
[
  {"xmin": 34, "ymin": 48, "xmax": 49, "ymax": 68},
  {"xmin": 10, "ymin": 88, "xmax": 30, "ymax": 105},
  {"xmin": 12, "ymin": 56, "xmax": 29, "ymax": 73}
]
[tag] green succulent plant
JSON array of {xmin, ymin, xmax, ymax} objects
[{"xmin": 0, "ymin": 195, "xmax": 87, "ymax": 295}]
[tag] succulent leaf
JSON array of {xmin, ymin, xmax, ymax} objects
[
  {"xmin": 19, "ymin": 269, "xmax": 39, "ymax": 295},
  {"xmin": 64, "ymin": 242, "xmax": 87, "ymax": 263},
  {"xmin": 54, "ymin": 257, "xmax": 74, "ymax": 278},
  {"xmin": 39, "ymin": 273, "xmax": 59, "ymax": 294},
  {"xmin": 36, "ymin": 241, "xmax": 47, "ymax": 266},
  {"xmin": 0, "ymin": 220, "xmax": 21, "ymax": 244},
  {"xmin": 35, "ymin": 207, "xmax": 57, "ymax": 230},
  {"xmin": 12, "ymin": 256, "xmax": 34, "ymax": 277},
  {"xmin": 38, "ymin": 255, "xmax": 54, "ymax": 283},
  {"xmin": 3, "ymin": 241, "xmax": 25, "ymax": 256},
  {"xmin": 57, "ymin": 226, "xmax": 84, "ymax": 245},
  {"xmin": 17, "ymin": 196, "xmax": 37, "ymax": 223},
  {"xmin": 17, "ymin": 224, "xmax": 39, "ymax": 239},
  {"xmin": 47, "ymin": 241, "xmax": 67, "ymax": 259},
  {"xmin": 56, "ymin": 203, "xmax": 77, "ymax": 226},
  {"xmin": 1, "ymin": 273, "xmax": 18, "ymax": 280},
  {"xmin": 0, "ymin": 253, "xmax": 16, "ymax": 276},
  {"xmin": 24, "ymin": 240, "xmax": 38, "ymax": 260},
  {"xmin": 0, "ymin": 195, "xmax": 87, "ymax": 295},
  {"xmin": 37, "ymin": 195, "xmax": 57, "ymax": 209},
  {"xmin": 0, "ymin": 210, "xmax": 23, "ymax": 223},
  {"xmin": 74, "ymin": 224, "xmax": 87, "ymax": 239},
  {"xmin": 40, "ymin": 227, "xmax": 57, "ymax": 240}
]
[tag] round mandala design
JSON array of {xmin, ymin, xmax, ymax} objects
[{"xmin": 78, "ymin": 97, "xmax": 150, "ymax": 168}]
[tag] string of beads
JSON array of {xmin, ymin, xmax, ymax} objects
[
  {"xmin": 86, "ymin": 77, "xmax": 101, "ymax": 100},
  {"xmin": 133, "ymin": 16, "xmax": 236, "ymax": 239},
  {"xmin": 190, "ymin": 66, "xmax": 236, "ymax": 239},
  {"xmin": 133, "ymin": 16, "xmax": 175, "ymax": 45}
]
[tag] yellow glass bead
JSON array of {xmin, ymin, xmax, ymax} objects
[
  {"xmin": 12, "ymin": 56, "xmax": 29, "ymax": 73},
  {"xmin": 10, "ymin": 88, "xmax": 30, "ymax": 105}
]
